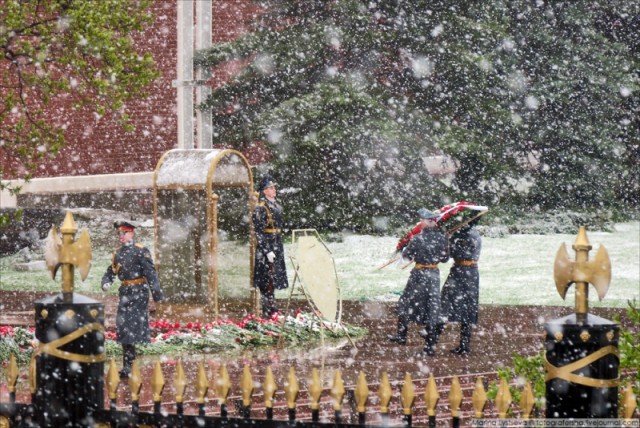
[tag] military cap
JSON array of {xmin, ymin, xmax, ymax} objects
[
  {"xmin": 114, "ymin": 220, "xmax": 136, "ymax": 232},
  {"xmin": 417, "ymin": 208, "xmax": 439, "ymax": 220},
  {"xmin": 258, "ymin": 174, "xmax": 277, "ymax": 192}
]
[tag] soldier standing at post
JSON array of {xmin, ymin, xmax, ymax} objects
[
  {"xmin": 388, "ymin": 208, "xmax": 449, "ymax": 356},
  {"xmin": 439, "ymin": 218, "xmax": 482, "ymax": 355},
  {"xmin": 253, "ymin": 175, "xmax": 289, "ymax": 318},
  {"xmin": 101, "ymin": 221, "xmax": 164, "ymax": 378}
]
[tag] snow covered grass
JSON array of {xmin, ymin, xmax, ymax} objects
[
  {"xmin": 1, "ymin": 222, "xmax": 638, "ymax": 309},
  {"xmin": 326, "ymin": 222, "xmax": 639, "ymax": 308}
]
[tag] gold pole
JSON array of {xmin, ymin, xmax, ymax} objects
[{"xmin": 572, "ymin": 226, "xmax": 592, "ymax": 322}]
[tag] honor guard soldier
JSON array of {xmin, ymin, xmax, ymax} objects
[
  {"xmin": 101, "ymin": 221, "xmax": 164, "ymax": 378},
  {"xmin": 253, "ymin": 174, "xmax": 289, "ymax": 318},
  {"xmin": 388, "ymin": 208, "xmax": 449, "ymax": 356}
]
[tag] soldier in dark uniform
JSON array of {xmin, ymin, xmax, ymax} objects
[
  {"xmin": 101, "ymin": 221, "xmax": 164, "ymax": 378},
  {"xmin": 439, "ymin": 219, "xmax": 482, "ymax": 355},
  {"xmin": 253, "ymin": 175, "xmax": 289, "ymax": 318},
  {"xmin": 388, "ymin": 208, "xmax": 449, "ymax": 356}
]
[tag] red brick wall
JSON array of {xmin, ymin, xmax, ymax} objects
[{"xmin": 17, "ymin": 0, "xmax": 260, "ymax": 179}]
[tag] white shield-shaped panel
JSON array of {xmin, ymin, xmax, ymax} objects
[{"xmin": 296, "ymin": 235, "xmax": 339, "ymax": 322}]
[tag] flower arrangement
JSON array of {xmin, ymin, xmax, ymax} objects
[{"xmin": 1, "ymin": 310, "xmax": 367, "ymax": 367}]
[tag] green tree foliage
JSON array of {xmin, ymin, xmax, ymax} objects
[
  {"xmin": 195, "ymin": 0, "xmax": 639, "ymax": 231},
  {"xmin": 0, "ymin": 0, "xmax": 159, "ymax": 194}
]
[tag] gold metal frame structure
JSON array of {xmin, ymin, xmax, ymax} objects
[{"xmin": 153, "ymin": 149, "xmax": 255, "ymax": 320}]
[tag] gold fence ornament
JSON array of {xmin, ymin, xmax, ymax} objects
[
  {"xmin": 623, "ymin": 385, "xmax": 638, "ymax": 419},
  {"xmin": 44, "ymin": 211, "xmax": 92, "ymax": 295},
  {"xmin": 263, "ymin": 366, "xmax": 277, "ymax": 409},
  {"xmin": 400, "ymin": 372, "xmax": 415, "ymax": 416},
  {"xmin": 554, "ymin": 226, "xmax": 611, "ymax": 318},
  {"xmin": 174, "ymin": 360, "xmax": 187, "ymax": 403},
  {"xmin": 35, "ymin": 322, "xmax": 106, "ymax": 363},
  {"xmin": 154, "ymin": 363, "xmax": 166, "ymax": 395},
  {"xmin": 129, "ymin": 360, "xmax": 143, "ymax": 401},
  {"xmin": 308, "ymin": 368, "xmax": 322, "ymax": 411},
  {"xmin": 354, "ymin": 371, "xmax": 369, "ymax": 414},
  {"xmin": 472, "ymin": 376, "xmax": 487, "ymax": 418},
  {"xmin": 377, "ymin": 372, "xmax": 392, "ymax": 415},
  {"xmin": 195, "ymin": 361, "xmax": 209, "ymax": 404},
  {"xmin": 284, "ymin": 367, "xmax": 299, "ymax": 410},
  {"xmin": 240, "ymin": 365, "xmax": 253, "ymax": 408},
  {"xmin": 520, "ymin": 381, "xmax": 535, "ymax": 419},
  {"xmin": 496, "ymin": 377, "xmax": 512, "ymax": 418},
  {"xmin": 424, "ymin": 373, "xmax": 439, "ymax": 417},
  {"xmin": 106, "ymin": 359, "xmax": 120, "ymax": 401},
  {"xmin": 449, "ymin": 375, "xmax": 462, "ymax": 418},
  {"xmin": 216, "ymin": 365, "xmax": 231, "ymax": 406},
  {"xmin": 544, "ymin": 345, "xmax": 620, "ymax": 388},
  {"xmin": 28, "ymin": 354, "xmax": 36, "ymax": 396},
  {"xmin": 331, "ymin": 370, "xmax": 345, "ymax": 411},
  {"xmin": 7, "ymin": 354, "xmax": 18, "ymax": 394}
]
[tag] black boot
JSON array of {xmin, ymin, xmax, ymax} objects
[
  {"xmin": 387, "ymin": 319, "xmax": 408, "ymax": 345},
  {"xmin": 418, "ymin": 325, "xmax": 441, "ymax": 357},
  {"xmin": 120, "ymin": 344, "xmax": 136, "ymax": 379},
  {"xmin": 260, "ymin": 291, "xmax": 278, "ymax": 318},
  {"xmin": 450, "ymin": 323, "xmax": 472, "ymax": 355}
]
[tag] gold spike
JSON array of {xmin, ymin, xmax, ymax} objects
[
  {"xmin": 60, "ymin": 211, "xmax": 78, "ymax": 234},
  {"xmin": 308, "ymin": 368, "xmax": 323, "ymax": 411},
  {"xmin": 29, "ymin": 354, "xmax": 37, "ymax": 395},
  {"xmin": 496, "ymin": 378, "xmax": 512, "ymax": 418},
  {"xmin": 354, "ymin": 371, "xmax": 369, "ymax": 413},
  {"xmin": 263, "ymin": 366, "xmax": 277, "ymax": 408},
  {"xmin": 472, "ymin": 376, "xmax": 487, "ymax": 418},
  {"xmin": 240, "ymin": 365, "xmax": 254, "ymax": 407},
  {"xmin": 284, "ymin": 367, "xmax": 299, "ymax": 410},
  {"xmin": 449, "ymin": 375, "xmax": 462, "ymax": 418},
  {"xmin": 623, "ymin": 385, "xmax": 638, "ymax": 419},
  {"xmin": 7, "ymin": 354, "xmax": 19, "ymax": 393},
  {"xmin": 174, "ymin": 360, "xmax": 187, "ymax": 403},
  {"xmin": 330, "ymin": 370, "xmax": 345, "ymax": 411},
  {"xmin": 424, "ymin": 373, "xmax": 439, "ymax": 417},
  {"xmin": 195, "ymin": 361, "xmax": 209, "ymax": 404},
  {"xmin": 151, "ymin": 361, "xmax": 165, "ymax": 403},
  {"xmin": 377, "ymin": 372, "xmax": 392, "ymax": 414},
  {"xmin": 216, "ymin": 365, "xmax": 230, "ymax": 405},
  {"xmin": 400, "ymin": 372, "xmax": 415, "ymax": 416},
  {"xmin": 129, "ymin": 360, "xmax": 143, "ymax": 401},
  {"xmin": 106, "ymin": 359, "xmax": 120, "ymax": 401},
  {"xmin": 519, "ymin": 381, "xmax": 535, "ymax": 419}
]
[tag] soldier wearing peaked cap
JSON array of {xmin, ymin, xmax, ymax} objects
[
  {"xmin": 102, "ymin": 221, "xmax": 164, "ymax": 378},
  {"xmin": 388, "ymin": 208, "xmax": 449, "ymax": 356},
  {"xmin": 253, "ymin": 174, "xmax": 289, "ymax": 318}
]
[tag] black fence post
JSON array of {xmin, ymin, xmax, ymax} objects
[{"xmin": 33, "ymin": 293, "xmax": 105, "ymax": 427}]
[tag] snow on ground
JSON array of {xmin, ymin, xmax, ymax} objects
[
  {"xmin": 1, "ymin": 220, "xmax": 638, "ymax": 309},
  {"xmin": 315, "ymin": 221, "xmax": 640, "ymax": 308}
]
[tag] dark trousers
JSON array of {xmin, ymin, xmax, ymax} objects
[
  {"xmin": 260, "ymin": 289, "xmax": 278, "ymax": 318},
  {"xmin": 122, "ymin": 343, "xmax": 136, "ymax": 371}
]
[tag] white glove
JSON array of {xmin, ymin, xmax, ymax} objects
[
  {"xmin": 101, "ymin": 282, "xmax": 111, "ymax": 292},
  {"xmin": 266, "ymin": 251, "xmax": 276, "ymax": 263}
]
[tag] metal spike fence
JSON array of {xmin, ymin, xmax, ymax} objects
[{"xmin": 1, "ymin": 353, "xmax": 637, "ymax": 427}]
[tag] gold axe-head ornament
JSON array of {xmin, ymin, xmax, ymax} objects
[
  {"xmin": 44, "ymin": 211, "xmax": 92, "ymax": 293},
  {"xmin": 553, "ymin": 225, "xmax": 611, "ymax": 316}
]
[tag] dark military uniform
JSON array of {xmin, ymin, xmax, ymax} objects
[
  {"xmin": 102, "ymin": 240, "xmax": 164, "ymax": 344},
  {"xmin": 398, "ymin": 228, "xmax": 449, "ymax": 326},
  {"xmin": 253, "ymin": 198, "xmax": 289, "ymax": 317},
  {"xmin": 440, "ymin": 225, "xmax": 482, "ymax": 353},
  {"xmin": 102, "ymin": 234, "xmax": 163, "ymax": 378}
]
